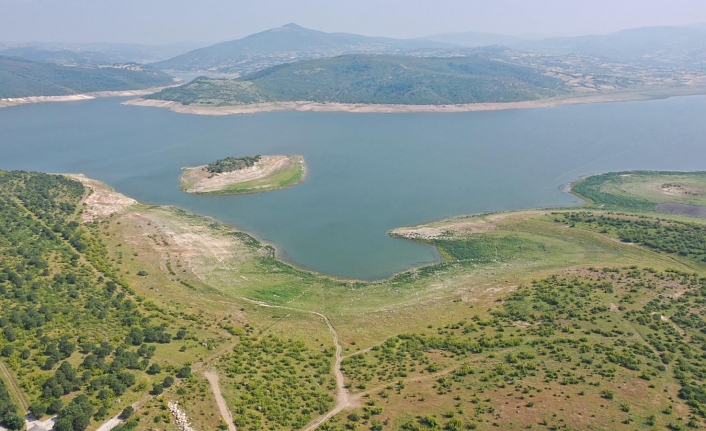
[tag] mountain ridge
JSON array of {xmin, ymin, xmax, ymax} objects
[
  {"xmin": 147, "ymin": 54, "xmax": 565, "ymax": 106},
  {"xmin": 0, "ymin": 55, "xmax": 175, "ymax": 98}
]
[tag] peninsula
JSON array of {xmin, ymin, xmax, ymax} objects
[{"xmin": 179, "ymin": 154, "xmax": 306, "ymax": 195}]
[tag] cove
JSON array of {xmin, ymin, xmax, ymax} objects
[{"xmin": 1, "ymin": 96, "xmax": 706, "ymax": 280}]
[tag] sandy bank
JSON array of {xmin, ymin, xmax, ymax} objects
[
  {"xmin": 66, "ymin": 174, "xmax": 137, "ymax": 222},
  {"xmin": 123, "ymin": 85, "xmax": 706, "ymax": 116},
  {"xmin": 180, "ymin": 154, "xmax": 305, "ymax": 194},
  {"xmin": 0, "ymin": 85, "xmax": 176, "ymax": 108}
]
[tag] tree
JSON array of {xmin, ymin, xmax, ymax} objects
[
  {"xmin": 54, "ymin": 394, "xmax": 94, "ymax": 431},
  {"xmin": 163, "ymin": 376, "xmax": 175, "ymax": 388},
  {"xmin": 120, "ymin": 406, "xmax": 134, "ymax": 419},
  {"xmin": 1, "ymin": 345, "xmax": 14, "ymax": 357},
  {"xmin": 151, "ymin": 383, "xmax": 163, "ymax": 395},
  {"xmin": 48, "ymin": 398, "xmax": 64, "ymax": 414},
  {"xmin": 176, "ymin": 365, "xmax": 191, "ymax": 379},
  {"xmin": 30, "ymin": 402, "xmax": 47, "ymax": 419},
  {"xmin": 3, "ymin": 412, "xmax": 24, "ymax": 430},
  {"xmin": 147, "ymin": 363, "xmax": 161, "ymax": 375}
]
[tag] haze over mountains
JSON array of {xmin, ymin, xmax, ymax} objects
[
  {"xmin": 1, "ymin": 22, "xmax": 705, "ymax": 101},
  {"xmin": 515, "ymin": 25, "xmax": 706, "ymax": 69},
  {"xmin": 151, "ymin": 23, "xmax": 706, "ymax": 74},
  {"xmin": 153, "ymin": 23, "xmax": 456, "ymax": 74},
  {"xmin": 0, "ymin": 56, "xmax": 174, "ymax": 98},
  {"xmin": 0, "ymin": 41, "xmax": 210, "ymax": 66},
  {"xmin": 3, "ymin": 23, "xmax": 705, "ymax": 75}
]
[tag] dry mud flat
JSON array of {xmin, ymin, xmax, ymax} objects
[
  {"xmin": 180, "ymin": 154, "xmax": 305, "ymax": 194},
  {"xmin": 0, "ymin": 86, "xmax": 175, "ymax": 108}
]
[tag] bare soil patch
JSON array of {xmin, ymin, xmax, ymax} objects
[
  {"xmin": 660, "ymin": 184, "xmax": 688, "ymax": 196},
  {"xmin": 389, "ymin": 211, "xmax": 539, "ymax": 240},
  {"xmin": 68, "ymin": 174, "xmax": 136, "ymax": 222},
  {"xmin": 655, "ymin": 202, "xmax": 706, "ymax": 218},
  {"xmin": 119, "ymin": 207, "xmax": 253, "ymax": 284}
]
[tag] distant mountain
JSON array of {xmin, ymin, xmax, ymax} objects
[
  {"xmin": 0, "ymin": 56, "xmax": 175, "ymax": 98},
  {"xmin": 418, "ymin": 31, "xmax": 522, "ymax": 47},
  {"xmin": 154, "ymin": 23, "xmax": 455, "ymax": 73},
  {"xmin": 0, "ymin": 47, "xmax": 117, "ymax": 65},
  {"xmin": 0, "ymin": 41, "xmax": 210, "ymax": 65},
  {"xmin": 516, "ymin": 26, "xmax": 706, "ymax": 69},
  {"xmin": 148, "ymin": 54, "xmax": 565, "ymax": 106}
]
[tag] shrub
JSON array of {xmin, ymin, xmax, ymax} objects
[
  {"xmin": 163, "ymin": 376, "xmax": 175, "ymax": 388},
  {"xmin": 176, "ymin": 365, "xmax": 191, "ymax": 379},
  {"xmin": 30, "ymin": 403, "xmax": 47, "ymax": 418},
  {"xmin": 121, "ymin": 406, "xmax": 135, "ymax": 419}
]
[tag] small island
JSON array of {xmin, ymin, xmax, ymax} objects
[{"xmin": 180, "ymin": 154, "xmax": 306, "ymax": 195}]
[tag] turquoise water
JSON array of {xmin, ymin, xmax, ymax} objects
[{"xmin": 1, "ymin": 96, "xmax": 706, "ymax": 279}]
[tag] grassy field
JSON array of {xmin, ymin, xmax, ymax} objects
[
  {"xmin": 571, "ymin": 171, "xmax": 706, "ymax": 212},
  {"xmin": 3, "ymin": 170, "xmax": 706, "ymax": 430}
]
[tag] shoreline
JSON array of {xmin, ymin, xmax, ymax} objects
[
  {"xmin": 0, "ymin": 85, "xmax": 178, "ymax": 109},
  {"xmin": 63, "ymin": 169, "xmax": 704, "ymax": 283},
  {"xmin": 122, "ymin": 85, "xmax": 706, "ymax": 116}
]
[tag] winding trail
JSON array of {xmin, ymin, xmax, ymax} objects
[
  {"xmin": 204, "ymin": 370, "xmax": 237, "ymax": 431},
  {"xmin": 301, "ymin": 312, "xmax": 349, "ymax": 431},
  {"xmin": 234, "ymin": 299, "xmax": 350, "ymax": 431}
]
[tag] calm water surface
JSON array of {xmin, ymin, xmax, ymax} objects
[{"xmin": 1, "ymin": 96, "xmax": 705, "ymax": 279}]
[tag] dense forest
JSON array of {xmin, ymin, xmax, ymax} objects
[
  {"xmin": 148, "ymin": 54, "xmax": 566, "ymax": 106},
  {"xmin": 0, "ymin": 171, "xmax": 192, "ymax": 430},
  {"xmin": 0, "ymin": 56, "xmax": 174, "ymax": 98}
]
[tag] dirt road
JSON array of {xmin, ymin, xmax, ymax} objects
[{"xmin": 204, "ymin": 370, "xmax": 237, "ymax": 431}]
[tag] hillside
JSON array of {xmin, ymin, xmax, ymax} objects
[
  {"xmin": 418, "ymin": 30, "xmax": 523, "ymax": 47},
  {"xmin": 153, "ymin": 23, "xmax": 453, "ymax": 74},
  {"xmin": 0, "ymin": 56, "xmax": 175, "ymax": 98},
  {"xmin": 517, "ymin": 26, "xmax": 706, "ymax": 69},
  {"xmin": 148, "ymin": 54, "xmax": 565, "ymax": 106},
  {"xmin": 2, "ymin": 169, "xmax": 706, "ymax": 430},
  {"xmin": 0, "ymin": 41, "xmax": 209, "ymax": 65}
]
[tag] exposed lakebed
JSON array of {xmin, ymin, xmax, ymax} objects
[{"xmin": 1, "ymin": 96, "xmax": 706, "ymax": 279}]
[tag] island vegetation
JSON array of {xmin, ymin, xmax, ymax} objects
[
  {"xmin": 180, "ymin": 154, "xmax": 306, "ymax": 195},
  {"xmin": 206, "ymin": 155, "xmax": 262, "ymax": 173},
  {"xmin": 2, "ymin": 169, "xmax": 706, "ymax": 430}
]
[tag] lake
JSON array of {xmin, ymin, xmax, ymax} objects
[{"xmin": 1, "ymin": 96, "xmax": 705, "ymax": 280}]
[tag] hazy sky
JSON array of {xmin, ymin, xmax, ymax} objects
[{"xmin": 2, "ymin": 0, "xmax": 705, "ymax": 44}]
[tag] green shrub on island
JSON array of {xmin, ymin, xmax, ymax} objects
[{"xmin": 206, "ymin": 155, "xmax": 261, "ymax": 173}]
